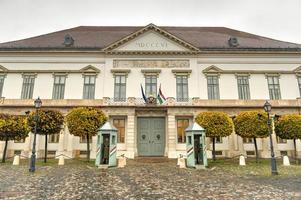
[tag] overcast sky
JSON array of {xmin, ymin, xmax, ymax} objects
[{"xmin": 0, "ymin": 0, "xmax": 300, "ymax": 44}]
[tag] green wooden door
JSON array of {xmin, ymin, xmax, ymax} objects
[{"xmin": 137, "ymin": 117, "xmax": 165, "ymax": 156}]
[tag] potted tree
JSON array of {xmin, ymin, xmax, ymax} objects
[
  {"xmin": 195, "ymin": 111, "xmax": 233, "ymax": 161},
  {"xmin": 66, "ymin": 107, "xmax": 107, "ymax": 161},
  {"xmin": 233, "ymin": 110, "xmax": 269, "ymax": 162},
  {"xmin": 27, "ymin": 110, "xmax": 64, "ymax": 163},
  {"xmin": 275, "ymin": 114, "xmax": 301, "ymax": 164},
  {"xmin": 0, "ymin": 114, "xmax": 29, "ymax": 163}
]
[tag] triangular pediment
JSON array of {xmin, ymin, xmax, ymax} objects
[
  {"xmin": 103, "ymin": 24, "xmax": 200, "ymax": 54},
  {"xmin": 80, "ymin": 65, "xmax": 100, "ymax": 73},
  {"xmin": 203, "ymin": 65, "xmax": 223, "ymax": 74},
  {"xmin": 0, "ymin": 65, "xmax": 8, "ymax": 72},
  {"xmin": 293, "ymin": 66, "xmax": 301, "ymax": 73}
]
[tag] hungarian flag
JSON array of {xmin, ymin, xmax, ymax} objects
[
  {"xmin": 140, "ymin": 84, "xmax": 147, "ymax": 103},
  {"xmin": 157, "ymin": 84, "xmax": 166, "ymax": 104}
]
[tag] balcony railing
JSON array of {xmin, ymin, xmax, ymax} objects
[{"xmin": 1, "ymin": 97, "xmax": 301, "ymax": 109}]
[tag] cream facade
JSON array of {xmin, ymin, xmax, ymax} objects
[{"xmin": 0, "ymin": 24, "xmax": 301, "ymax": 160}]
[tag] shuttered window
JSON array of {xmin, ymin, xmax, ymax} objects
[
  {"xmin": 237, "ymin": 76, "xmax": 250, "ymax": 100},
  {"xmin": 21, "ymin": 75, "xmax": 35, "ymax": 99},
  {"xmin": 177, "ymin": 118, "xmax": 190, "ymax": 143},
  {"xmin": 114, "ymin": 75, "xmax": 126, "ymax": 101},
  {"xmin": 52, "ymin": 75, "xmax": 66, "ymax": 99},
  {"xmin": 298, "ymin": 76, "xmax": 301, "ymax": 97},
  {"xmin": 145, "ymin": 75, "xmax": 157, "ymax": 97},
  {"xmin": 113, "ymin": 118, "xmax": 126, "ymax": 143},
  {"xmin": 83, "ymin": 75, "xmax": 96, "ymax": 99},
  {"xmin": 176, "ymin": 75, "xmax": 188, "ymax": 102},
  {"xmin": 267, "ymin": 76, "xmax": 281, "ymax": 100},
  {"xmin": 207, "ymin": 76, "xmax": 220, "ymax": 99},
  {"xmin": 49, "ymin": 133, "xmax": 60, "ymax": 143},
  {"xmin": 0, "ymin": 75, "xmax": 5, "ymax": 97}
]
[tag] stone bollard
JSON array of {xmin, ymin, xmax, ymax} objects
[
  {"xmin": 283, "ymin": 155, "xmax": 290, "ymax": 166},
  {"xmin": 179, "ymin": 158, "xmax": 186, "ymax": 168},
  {"xmin": 118, "ymin": 156, "xmax": 126, "ymax": 168},
  {"xmin": 58, "ymin": 155, "xmax": 64, "ymax": 166},
  {"xmin": 239, "ymin": 155, "xmax": 246, "ymax": 166},
  {"xmin": 177, "ymin": 154, "xmax": 183, "ymax": 166},
  {"xmin": 12, "ymin": 155, "xmax": 20, "ymax": 166}
]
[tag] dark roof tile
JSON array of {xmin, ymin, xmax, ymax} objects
[{"xmin": 0, "ymin": 26, "xmax": 300, "ymax": 51}]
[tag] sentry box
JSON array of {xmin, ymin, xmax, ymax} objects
[
  {"xmin": 185, "ymin": 122, "xmax": 208, "ymax": 169},
  {"xmin": 95, "ymin": 122, "xmax": 117, "ymax": 168}
]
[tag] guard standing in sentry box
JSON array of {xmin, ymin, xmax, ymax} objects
[
  {"xmin": 95, "ymin": 122, "xmax": 118, "ymax": 168},
  {"xmin": 185, "ymin": 122, "xmax": 208, "ymax": 169}
]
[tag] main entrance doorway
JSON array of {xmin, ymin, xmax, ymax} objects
[{"xmin": 137, "ymin": 117, "xmax": 165, "ymax": 156}]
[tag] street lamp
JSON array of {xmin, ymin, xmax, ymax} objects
[
  {"xmin": 263, "ymin": 101, "xmax": 278, "ymax": 175},
  {"xmin": 29, "ymin": 97, "xmax": 42, "ymax": 172}
]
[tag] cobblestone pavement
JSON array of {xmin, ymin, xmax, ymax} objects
[{"xmin": 0, "ymin": 158, "xmax": 300, "ymax": 200}]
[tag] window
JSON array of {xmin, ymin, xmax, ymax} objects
[
  {"xmin": 0, "ymin": 75, "xmax": 5, "ymax": 97},
  {"xmin": 80, "ymin": 135, "xmax": 92, "ymax": 143},
  {"xmin": 114, "ymin": 75, "xmax": 126, "ymax": 101},
  {"xmin": 207, "ymin": 76, "xmax": 220, "ymax": 99},
  {"xmin": 211, "ymin": 137, "xmax": 223, "ymax": 143},
  {"xmin": 176, "ymin": 75, "xmax": 189, "ymax": 102},
  {"xmin": 145, "ymin": 75, "xmax": 157, "ymax": 97},
  {"xmin": 83, "ymin": 75, "xmax": 96, "ymax": 99},
  {"xmin": 237, "ymin": 76, "xmax": 250, "ymax": 100},
  {"xmin": 52, "ymin": 75, "xmax": 66, "ymax": 99},
  {"xmin": 21, "ymin": 75, "xmax": 35, "ymax": 99},
  {"xmin": 298, "ymin": 76, "xmax": 301, "ymax": 97},
  {"xmin": 177, "ymin": 118, "xmax": 190, "ymax": 143},
  {"xmin": 276, "ymin": 136, "xmax": 287, "ymax": 144},
  {"xmin": 49, "ymin": 133, "xmax": 60, "ymax": 143},
  {"xmin": 243, "ymin": 138, "xmax": 253, "ymax": 143},
  {"xmin": 14, "ymin": 138, "xmax": 25, "ymax": 143},
  {"xmin": 113, "ymin": 118, "xmax": 126, "ymax": 143},
  {"xmin": 267, "ymin": 76, "xmax": 281, "ymax": 100}
]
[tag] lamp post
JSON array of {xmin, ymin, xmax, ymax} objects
[
  {"xmin": 29, "ymin": 97, "xmax": 42, "ymax": 172},
  {"xmin": 263, "ymin": 101, "xmax": 278, "ymax": 175}
]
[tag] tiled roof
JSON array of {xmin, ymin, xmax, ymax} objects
[{"xmin": 0, "ymin": 25, "xmax": 300, "ymax": 51}]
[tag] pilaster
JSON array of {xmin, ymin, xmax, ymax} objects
[
  {"xmin": 90, "ymin": 136, "xmax": 97, "ymax": 159},
  {"xmin": 22, "ymin": 132, "xmax": 32, "ymax": 158},
  {"xmin": 167, "ymin": 114, "xmax": 177, "ymax": 158},
  {"xmin": 126, "ymin": 114, "xmax": 135, "ymax": 158}
]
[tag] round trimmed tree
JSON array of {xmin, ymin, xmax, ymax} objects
[
  {"xmin": 274, "ymin": 114, "xmax": 301, "ymax": 163},
  {"xmin": 27, "ymin": 110, "xmax": 64, "ymax": 163},
  {"xmin": 233, "ymin": 110, "xmax": 269, "ymax": 162},
  {"xmin": 195, "ymin": 111, "xmax": 233, "ymax": 161},
  {"xmin": 66, "ymin": 107, "xmax": 107, "ymax": 160},
  {"xmin": 0, "ymin": 114, "xmax": 29, "ymax": 163}
]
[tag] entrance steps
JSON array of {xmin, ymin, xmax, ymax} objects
[{"xmin": 134, "ymin": 157, "xmax": 170, "ymax": 163}]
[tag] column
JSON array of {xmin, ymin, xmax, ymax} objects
[
  {"xmin": 126, "ymin": 114, "xmax": 135, "ymax": 159},
  {"xmin": 167, "ymin": 114, "xmax": 177, "ymax": 158}
]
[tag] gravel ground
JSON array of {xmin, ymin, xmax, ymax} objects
[{"xmin": 0, "ymin": 158, "xmax": 300, "ymax": 200}]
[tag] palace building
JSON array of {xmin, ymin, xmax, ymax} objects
[{"xmin": 0, "ymin": 24, "xmax": 301, "ymax": 159}]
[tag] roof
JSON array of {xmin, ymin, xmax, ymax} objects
[
  {"xmin": 0, "ymin": 24, "xmax": 301, "ymax": 52},
  {"xmin": 98, "ymin": 122, "xmax": 117, "ymax": 132},
  {"xmin": 185, "ymin": 122, "xmax": 205, "ymax": 132}
]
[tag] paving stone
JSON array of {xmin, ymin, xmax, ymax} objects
[{"xmin": 0, "ymin": 159, "xmax": 300, "ymax": 199}]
